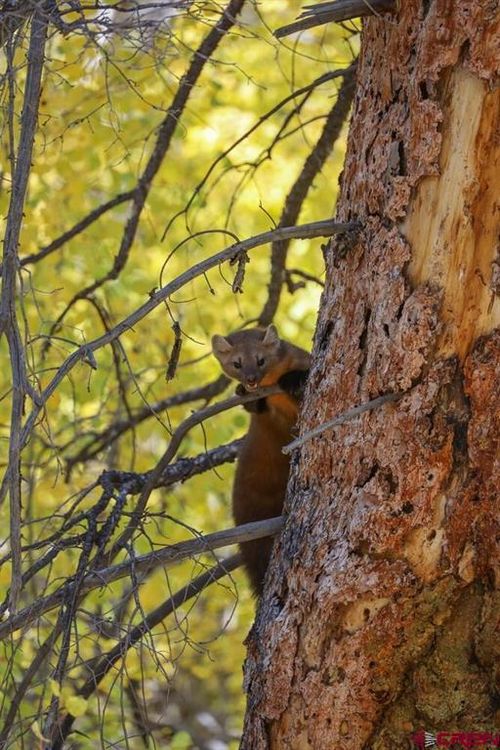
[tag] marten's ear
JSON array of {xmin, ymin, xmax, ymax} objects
[
  {"xmin": 262, "ymin": 324, "xmax": 279, "ymax": 348},
  {"xmin": 212, "ymin": 334, "xmax": 233, "ymax": 357}
]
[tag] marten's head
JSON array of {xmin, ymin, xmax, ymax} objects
[{"xmin": 212, "ymin": 325, "xmax": 282, "ymax": 390}]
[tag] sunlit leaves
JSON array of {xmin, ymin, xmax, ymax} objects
[{"xmin": 0, "ymin": 1, "xmax": 356, "ymax": 745}]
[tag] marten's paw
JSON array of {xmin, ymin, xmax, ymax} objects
[
  {"xmin": 278, "ymin": 369, "xmax": 309, "ymax": 402},
  {"xmin": 235, "ymin": 383, "xmax": 268, "ymax": 413}
]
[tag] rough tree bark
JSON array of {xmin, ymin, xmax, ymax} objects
[{"xmin": 241, "ymin": 1, "xmax": 499, "ymax": 748}]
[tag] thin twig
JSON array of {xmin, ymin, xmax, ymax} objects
[
  {"xmin": 0, "ymin": 4, "xmax": 49, "ymax": 612},
  {"xmin": 51, "ymin": 553, "xmax": 243, "ymax": 750},
  {"xmin": 42, "ymin": 503, "xmax": 102, "ymax": 739},
  {"xmin": 87, "ymin": 294, "xmax": 136, "ymax": 458},
  {"xmin": 44, "ymin": 0, "xmax": 247, "ymax": 343},
  {"xmin": 96, "ymin": 385, "xmax": 282, "ymax": 569},
  {"xmin": 283, "ymin": 391, "xmax": 405, "ymax": 454},
  {"xmin": 0, "ymin": 517, "xmax": 282, "ymax": 642},
  {"xmin": 259, "ymin": 63, "xmax": 357, "ymax": 325},
  {"xmin": 275, "ymin": 0, "xmax": 395, "ymax": 38},
  {"xmin": 162, "ymin": 67, "xmax": 349, "ymax": 241},
  {"xmin": 0, "ymin": 624, "xmax": 62, "ymax": 749},
  {"xmin": 64, "ymin": 375, "xmax": 230, "ymax": 475},
  {"xmin": 14, "ymin": 190, "xmax": 135, "ymax": 271},
  {"xmin": 0, "ymin": 217, "xmax": 357, "ymax": 508}
]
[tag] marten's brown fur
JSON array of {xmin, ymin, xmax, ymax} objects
[{"xmin": 212, "ymin": 325, "xmax": 310, "ymax": 595}]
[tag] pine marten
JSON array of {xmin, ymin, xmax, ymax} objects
[{"xmin": 212, "ymin": 325, "xmax": 310, "ymax": 595}]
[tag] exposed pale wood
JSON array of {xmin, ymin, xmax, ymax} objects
[
  {"xmin": 242, "ymin": 2, "xmax": 499, "ymax": 748},
  {"xmin": 404, "ymin": 68, "xmax": 500, "ymax": 360}
]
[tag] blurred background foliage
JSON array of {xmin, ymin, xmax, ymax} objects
[{"xmin": 0, "ymin": 1, "xmax": 357, "ymax": 746}]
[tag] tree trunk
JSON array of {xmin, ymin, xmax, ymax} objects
[{"xmin": 241, "ymin": 2, "xmax": 499, "ymax": 748}]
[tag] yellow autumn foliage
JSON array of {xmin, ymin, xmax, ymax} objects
[{"xmin": 0, "ymin": 1, "xmax": 357, "ymax": 745}]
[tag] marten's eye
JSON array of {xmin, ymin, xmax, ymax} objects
[
  {"xmin": 233, "ymin": 361, "xmax": 242, "ymax": 369},
  {"xmin": 257, "ymin": 357, "xmax": 265, "ymax": 367}
]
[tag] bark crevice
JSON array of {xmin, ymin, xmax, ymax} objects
[{"xmin": 241, "ymin": 2, "xmax": 499, "ymax": 747}]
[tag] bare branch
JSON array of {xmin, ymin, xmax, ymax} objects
[
  {"xmin": 0, "ymin": 0, "xmax": 32, "ymax": 48},
  {"xmin": 96, "ymin": 384, "xmax": 283, "ymax": 569},
  {"xmin": 0, "ymin": 439, "xmax": 243, "ymax": 586},
  {"xmin": 0, "ymin": 4, "xmax": 49, "ymax": 612},
  {"xmin": 0, "ymin": 217, "xmax": 357, "ymax": 507},
  {"xmin": 0, "ymin": 624, "xmax": 62, "ymax": 748},
  {"xmin": 275, "ymin": 0, "xmax": 396, "ymax": 38},
  {"xmin": 283, "ymin": 390, "xmax": 405, "ymax": 454},
  {"xmin": 99, "ymin": 437, "xmax": 243, "ymax": 494},
  {"xmin": 14, "ymin": 190, "xmax": 135, "ymax": 271},
  {"xmin": 162, "ymin": 67, "xmax": 350, "ymax": 240},
  {"xmin": 259, "ymin": 62, "xmax": 357, "ymax": 325},
  {"xmin": 45, "ymin": 0, "xmax": 247, "ymax": 341},
  {"xmin": 0, "ymin": 517, "xmax": 283, "ymax": 642},
  {"xmin": 51, "ymin": 553, "xmax": 243, "ymax": 750},
  {"xmin": 64, "ymin": 375, "xmax": 230, "ymax": 475}
]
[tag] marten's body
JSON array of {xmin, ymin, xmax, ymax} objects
[{"xmin": 212, "ymin": 326, "xmax": 310, "ymax": 594}]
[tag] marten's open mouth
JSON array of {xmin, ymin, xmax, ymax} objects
[{"xmin": 245, "ymin": 382, "xmax": 258, "ymax": 390}]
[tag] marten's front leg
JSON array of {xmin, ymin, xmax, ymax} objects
[
  {"xmin": 235, "ymin": 383, "xmax": 268, "ymax": 413},
  {"xmin": 278, "ymin": 369, "xmax": 309, "ymax": 404}
]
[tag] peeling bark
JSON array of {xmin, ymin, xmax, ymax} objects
[{"xmin": 241, "ymin": 1, "xmax": 499, "ymax": 748}]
